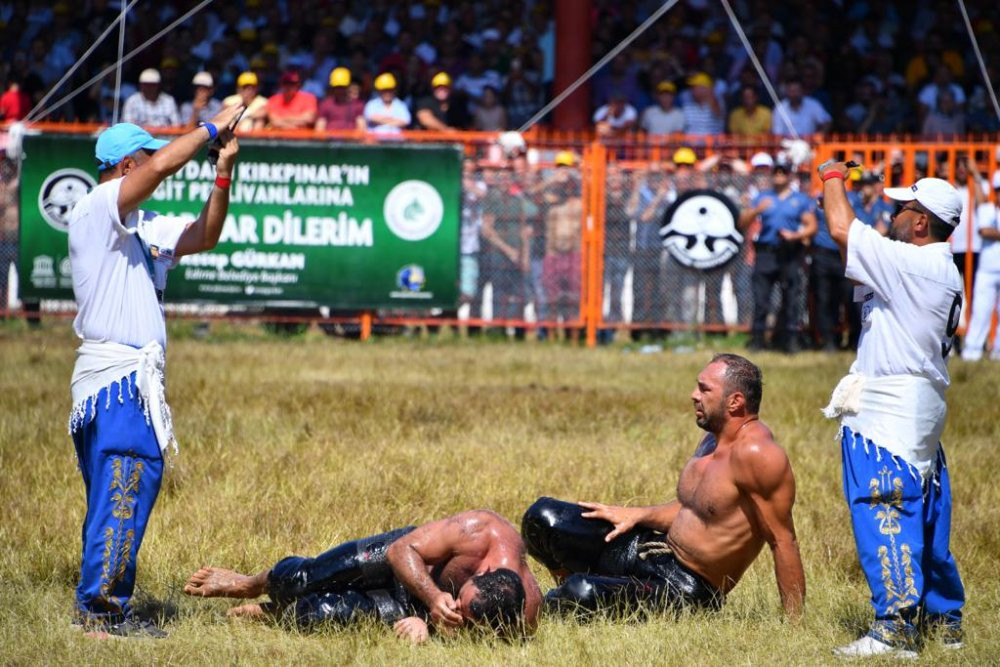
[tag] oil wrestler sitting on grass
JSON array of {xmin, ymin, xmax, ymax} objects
[
  {"xmin": 183, "ymin": 510, "xmax": 542, "ymax": 642},
  {"xmin": 523, "ymin": 354, "xmax": 805, "ymax": 618}
]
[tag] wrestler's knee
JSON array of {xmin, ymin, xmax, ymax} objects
[
  {"xmin": 521, "ymin": 497, "xmax": 567, "ymax": 570},
  {"xmin": 267, "ymin": 556, "xmax": 310, "ymax": 605},
  {"xmin": 544, "ymin": 574, "xmax": 600, "ymax": 613},
  {"xmin": 521, "ymin": 497, "xmax": 615, "ymax": 573}
]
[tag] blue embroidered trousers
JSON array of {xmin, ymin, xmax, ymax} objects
[
  {"xmin": 71, "ymin": 373, "xmax": 163, "ymax": 622},
  {"xmin": 840, "ymin": 427, "xmax": 964, "ymax": 644}
]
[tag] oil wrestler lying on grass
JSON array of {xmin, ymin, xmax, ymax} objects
[
  {"xmin": 523, "ymin": 354, "xmax": 805, "ymax": 619},
  {"xmin": 184, "ymin": 510, "xmax": 542, "ymax": 642}
]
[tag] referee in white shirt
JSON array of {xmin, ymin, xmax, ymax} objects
[
  {"xmin": 67, "ymin": 104, "xmax": 243, "ymax": 638},
  {"xmin": 818, "ymin": 161, "xmax": 965, "ymax": 658}
]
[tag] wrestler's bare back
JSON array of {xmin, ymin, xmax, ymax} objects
[
  {"xmin": 666, "ymin": 421, "xmax": 791, "ymax": 592},
  {"xmin": 419, "ymin": 511, "xmax": 543, "ymax": 622}
]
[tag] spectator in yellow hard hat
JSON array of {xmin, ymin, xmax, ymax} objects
[
  {"xmin": 222, "ymin": 71, "xmax": 268, "ymax": 131},
  {"xmin": 554, "ymin": 151, "xmax": 575, "ymax": 167},
  {"xmin": 641, "ymin": 81, "xmax": 684, "ymax": 136},
  {"xmin": 362, "ymin": 72, "xmax": 411, "ymax": 134},
  {"xmin": 415, "ymin": 71, "xmax": 469, "ymax": 130},
  {"xmin": 682, "ymin": 72, "xmax": 724, "ymax": 135},
  {"xmin": 672, "ymin": 146, "xmax": 697, "ymax": 167},
  {"xmin": 316, "ymin": 67, "xmax": 365, "ymax": 131}
]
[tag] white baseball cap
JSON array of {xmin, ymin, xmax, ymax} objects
[
  {"xmin": 138, "ymin": 68, "xmax": 161, "ymax": 84},
  {"xmin": 883, "ymin": 178, "xmax": 962, "ymax": 226},
  {"xmin": 750, "ymin": 152, "xmax": 773, "ymax": 168},
  {"xmin": 192, "ymin": 71, "xmax": 214, "ymax": 87}
]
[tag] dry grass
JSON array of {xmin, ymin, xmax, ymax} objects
[{"xmin": 1, "ymin": 321, "xmax": 998, "ymax": 665}]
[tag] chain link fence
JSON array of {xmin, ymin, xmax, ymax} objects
[
  {"xmin": 1, "ymin": 154, "xmax": 18, "ymax": 315},
  {"xmin": 459, "ymin": 155, "xmax": 584, "ymax": 338}
]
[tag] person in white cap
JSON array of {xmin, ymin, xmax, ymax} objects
[
  {"xmin": 961, "ymin": 170, "xmax": 1000, "ymax": 361},
  {"xmin": 67, "ymin": 103, "xmax": 244, "ymax": 639},
  {"xmin": 181, "ymin": 71, "xmax": 223, "ymax": 128},
  {"xmin": 818, "ymin": 160, "xmax": 966, "ymax": 658},
  {"xmin": 121, "ymin": 68, "xmax": 180, "ymax": 128}
]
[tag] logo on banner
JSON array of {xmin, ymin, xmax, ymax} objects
[
  {"xmin": 30, "ymin": 255, "xmax": 56, "ymax": 287},
  {"xmin": 383, "ymin": 180, "xmax": 444, "ymax": 241},
  {"xmin": 390, "ymin": 263, "xmax": 433, "ymax": 299},
  {"xmin": 396, "ymin": 264, "xmax": 426, "ymax": 291},
  {"xmin": 659, "ymin": 189, "xmax": 743, "ymax": 270},
  {"xmin": 38, "ymin": 169, "xmax": 95, "ymax": 232}
]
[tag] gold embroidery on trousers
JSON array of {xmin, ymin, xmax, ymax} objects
[
  {"xmin": 869, "ymin": 467, "xmax": 918, "ymax": 613},
  {"xmin": 97, "ymin": 457, "xmax": 144, "ymax": 610}
]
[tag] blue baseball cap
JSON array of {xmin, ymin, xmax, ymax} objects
[{"xmin": 95, "ymin": 123, "xmax": 169, "ymax": 171}]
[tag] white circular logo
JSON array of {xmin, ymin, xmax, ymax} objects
[
  {"xmin": 383, "ymin": 180, "xmax": 444, "ymax": 242},
  {"xmin": 660, "ymin": 190, "xmax": 743, "ymax": 270},
  {"xmin": 38, "ymin": 168, "xmax": 96, "ymax": 233}
]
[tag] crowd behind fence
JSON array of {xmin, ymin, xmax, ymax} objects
[{"xmin": 1, "ymin": 126, "xmax": 998, "ymax": 350}]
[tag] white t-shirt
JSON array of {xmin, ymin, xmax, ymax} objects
[
  {"xmin": 846, "ymin": 219, "xmax": 963, "ymax": 388},
  {"xmin": 593, "ymin": 103, "xmax": 637, "ymax": 129},
  {"xmin": 771, "ymin": 96, "xmax": 831, "ymax": 136},
  {"xmin": 69, "ymin": 177, "xmax": 191, "ymax": 349},
  {"xmin": 949, "ymin": 181, "xmax": 987, "ymax": 254},
  {"xmin": 975, "ymin": 202, "xmax": 1000, "ymax": 269},
  {"xmin": 640, "ymin": 105, "xmax": 685, "ymax": 135}
]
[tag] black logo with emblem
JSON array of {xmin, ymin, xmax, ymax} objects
[{"xmin": 660, "ymin": 189, "xmax": 743, "ymax": 270}]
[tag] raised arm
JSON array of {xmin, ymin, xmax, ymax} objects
[
  {"xmin": 578, "ymin": 500, "xmax": 681, "ymax": 542},
  {"xmin": 175, "ymin": 133, "xmax": 239, "ymax": 256},
  {"xmin": 386, "ymin": 513, "xmax": 483, "ymax": 629},
  {"xmin": 118, "ymin": 104, "xmax": 244, "ymax": 220},
  {"xmin": 732, "ymin": 440, "xmax": 805, "ymax": 619},
  {"xmin": 818, "ymin": 160, "xmax": 859, "ymax": 257}
]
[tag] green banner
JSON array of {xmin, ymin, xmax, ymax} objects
[{"xmin": 19, "ymin": 133, "xmax": 460, "ymax": 308}]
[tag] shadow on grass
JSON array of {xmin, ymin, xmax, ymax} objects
[{"xmin": 132, "ymin": 589, "xmax": 182, "ymax": 625}]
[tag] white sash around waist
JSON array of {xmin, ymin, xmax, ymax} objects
[
  {"xmin": 822, "ymin": 373, "xmax": 946, "ymax": 478},
  {"xmin": 69, "ymin": 339, "xmax": 178, "ymax": 457}
]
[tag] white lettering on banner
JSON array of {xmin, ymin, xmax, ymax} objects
[
  {"xmin": 218, "ymin": 214, "xmax": 260, "ymax": 244},
  {"xmin": 231, "ymin": 250, "xmax": 305, "ymax": 270},
  {"xmin": 179, "ymin": 253, "xmax": 229, "ymax": 270},
  {"xmin": 236, "ymin": 162, "xmax": 371, "ymax": 186},
  {"xmin": 151, "ymin": 181, "xmax": 186, "ymax": 201},
  {"xmin": 229, "ymin": 183, "xmax": 354, "ymax": 206},
  {"xmin": 262, "ymin": 211, "xmax": 373, "ymax": 247}
]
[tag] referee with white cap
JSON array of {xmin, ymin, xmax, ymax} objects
[{"xmin": 818, "ymin": 161, "xmax": 966, "ymax": 658}]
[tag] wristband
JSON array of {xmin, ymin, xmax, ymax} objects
[
  {"xmin": 821, "ymin": 171, "xmax": 845, "ymax": 182},
  {"xmin": 200, "ymin": 122, "xmax": 218, "ymax": 141},
  {"xmin": 214, "ymin": 176, "xmax": 231, "ymax": 189}
]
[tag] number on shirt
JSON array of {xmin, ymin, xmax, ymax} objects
[{"xmin": 941, "ymin": 291, "xmax": 963, "ymax": 358}]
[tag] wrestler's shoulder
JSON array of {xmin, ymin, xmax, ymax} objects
[
  {"xmin": 730, "ymin": 423, "xmax": 791, "ymax": 475},
  {"xmin": 445, "ymin": 509, "xmax": 513, "ymax": 531}
]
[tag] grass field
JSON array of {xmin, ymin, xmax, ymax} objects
[{"xmin": 1, "ymin": 321, "xmax": 998, "ymax": 665}]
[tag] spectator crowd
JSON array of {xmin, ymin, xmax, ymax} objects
[{"xmin": 1, "ymin": 0, "xmax": 998, "ymax": 137}]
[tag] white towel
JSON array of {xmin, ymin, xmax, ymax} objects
[
  {"xmin": 822, "ymin": 373, "xmax": 946, "ymax": 478},
  {"xmin": 69, "ymin": 339, "xmax": 178, "ymax": 457}
]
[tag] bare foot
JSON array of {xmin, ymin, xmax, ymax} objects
[
  {"xmin": 227, "ymin": 603, "xmax": 268, "ymax": 619},
  {"xmin": 183, "ymin": 567, "xmax": 267, "ymax": 598}
]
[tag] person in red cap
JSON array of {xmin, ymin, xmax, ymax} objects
[{"xmin": 266, "ymin": 69, "xmax": 318, "ymax": 129}]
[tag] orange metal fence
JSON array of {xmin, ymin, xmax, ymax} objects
[{"xmin": 2, "ymin": 124, "xmax": 998, "ymax": 348}]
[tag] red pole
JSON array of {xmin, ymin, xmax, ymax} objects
[{"xmin": 553, "ymin": 0, "xmax": 592, "ymax": 130}]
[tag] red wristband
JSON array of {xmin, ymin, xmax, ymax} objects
[
  {"xmin": 821, "ymin": 171, "xmax": 845, "ymax": 182},
  {"xmin": 215, "ymin": 176, "xmax": 232, "ymax": 189}
]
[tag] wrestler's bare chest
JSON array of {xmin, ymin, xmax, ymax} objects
[{"xmin": 676, "ymin": 447, "xmax": 741, "ymax": 520}]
